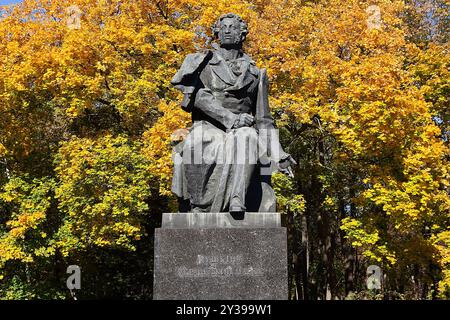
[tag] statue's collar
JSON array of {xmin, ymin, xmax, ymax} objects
[
  {"xmin": 207, "ymin": 45, "xmax": 258, "ymax": 88},
  {"xmin": 209, "ymin": 43, "xmax": 252, "ymax": 65}
]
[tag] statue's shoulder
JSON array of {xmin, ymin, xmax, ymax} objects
[
  {"xmin": 181, "ymin": 50, "xmax": 211, "ymax": 68},
  {"xmin": 241, "ymin": 53, "xmax": 261, "ymax": 77},
  {"xmin": 242, "ymin": 53, "xmax": 257, "ymax": 65},
  {"xmin": 171, "ymin": 50, "xmax": 213, "ymax": 85}
]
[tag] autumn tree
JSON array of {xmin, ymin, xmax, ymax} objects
[{"xmin": 0, "ymin": 0, "xmax": 448, "ymax": 299}]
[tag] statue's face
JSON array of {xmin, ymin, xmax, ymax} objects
[{"xmin": 218, "ymin": 17, "xmax": 242, "ymax": 46}]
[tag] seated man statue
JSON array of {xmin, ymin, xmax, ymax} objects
[{"xmin": 171, "ymin": 13, "xmax": 295, "ymax": 213}]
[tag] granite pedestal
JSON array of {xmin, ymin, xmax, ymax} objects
[{"xmin": 153, "ymin": 212, "xmax": 288, "ymax": 300}]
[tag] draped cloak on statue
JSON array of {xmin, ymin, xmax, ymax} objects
[{"xmin": 170, "ymin": 47, "xmax": 289, "ymax": 212}]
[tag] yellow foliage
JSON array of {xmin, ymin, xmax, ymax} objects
[
  {"xmin": 0, "ymin": 0, "xmax": 448, "ymax": 298},
  {"xmin": 142, "ymin": 99, "xmax": 190, "ymax": 195}
]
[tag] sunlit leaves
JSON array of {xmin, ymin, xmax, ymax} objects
[
  {"xmin": 0, "ymin": 0, "xmax": 448, "ymax": 299},
  {"xmin": 54, "ymin": 134, "xmax": 153, "ymax": 254}
]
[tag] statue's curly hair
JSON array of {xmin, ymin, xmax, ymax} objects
[{"xmin": 212, "ymin": 13, "xmax": 248, "ymax": 40}]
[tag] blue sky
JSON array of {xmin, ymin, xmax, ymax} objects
[{"xmin": 0, "ymin": 0, "xmax": 22, "ymax": 5}]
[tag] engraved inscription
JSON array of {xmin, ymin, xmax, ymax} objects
[
  {"xmin": 175, "ymin": 254, "xmax": 264, "ymax": 278},
  {"xmin": 197, "ymin": 254, "xmax": 243, "ymax": 265}
]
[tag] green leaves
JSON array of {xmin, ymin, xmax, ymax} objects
[
  {"xmin": 0, "ymin": 0, "xmax": 448, "ymax": 299},
  {"xmin": 54, "ymin": 135, "xmax": 153, "ymax": 253}
]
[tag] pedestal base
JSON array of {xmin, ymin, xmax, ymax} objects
[{"xmin": 153, "ymin": 212, "xmax": 288, "ymax": 300}]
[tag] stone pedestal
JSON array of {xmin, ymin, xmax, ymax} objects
[{"xmin": 153, "ymin": 212, "xmax": 288, "ymax": 300}]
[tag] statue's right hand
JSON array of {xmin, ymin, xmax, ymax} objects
[{"xmin": 233, "ymin": 113, "xmax": 255, "ymax": 128}]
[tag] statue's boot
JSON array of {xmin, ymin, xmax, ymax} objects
[
  {"xmin": 192, "ymin": 205, "xmax": 208, "ymax": 213},
  {"xmin": 230, "ymin": 197, "xmax": 246, "ymax": 213}
]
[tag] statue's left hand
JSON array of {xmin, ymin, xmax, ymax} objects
[{"xmin": 277, "ymin": 154, "xmax": 297, "ymax": 178}]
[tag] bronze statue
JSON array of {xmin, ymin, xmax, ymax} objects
[{"xmin": 171, "ymin": 13, "xmax": 295, "ymax": 213}]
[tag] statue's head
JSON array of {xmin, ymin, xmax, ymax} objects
[{"xmin": 212, "ymin": 13, "xmax": 248, "ymax": 47}]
